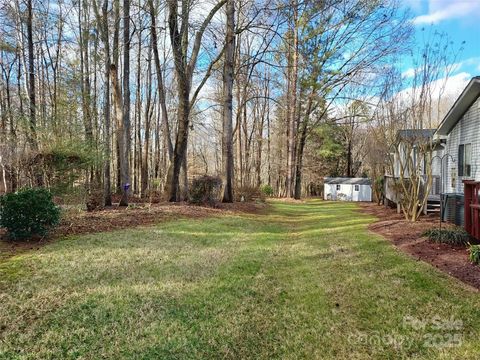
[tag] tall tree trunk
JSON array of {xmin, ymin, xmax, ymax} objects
[
  {"xmin": 148, "ymin": 0, "xmax": 173, "ymax": 162},
  {"xmin": 168, "ymin": 92, "xmax": 190, "ymax": 202},
  {"xmin": 79, "ymin": 0, "xmax": 93, "ymax": 144},
  {"xmin": 142, "ymin": 38, "xmax": 153, "ymax": 198},
  {"xmin": 93, "ymin": 0, "xmax": 113, "ymax": 205},
  {"xmin": 242, "ymin": 101, "xmax": 249, "ymax": 185},
  {"xmin": 294, "ymin": 93, "xmax": 314, "ymax": 200},
  {"xmin": 120, "ymin": 0, "xmax": 131, "ymax": 206},
  {"xmin": 1, "ymin": 54, "xmax": 17, "ymax": 192},
  {"xmin": 294, "ymin": 122, "xmax": 308, "ymax": 199},
  {"xmin": 134, "ymin": 27, "xmax": 142, "ymax": 195},
  {"xmin": 166, "ymin": 0, "xmax": 226, "ymax": 202},
  {"xmin": 222, "ymin": 0, "xmax": 235, "ymax": 203},
  {"xmin": 167, "ymin": 0, "xmax": 190, "ymax": 202},
  {"xmin": 102, "ymin": 0, "xmax": 112, "ymax": 205},
  {"xmin": 110, "ymin": 64, "xmax": 129, "ymax": 205},
  {"xmin": 286, "ymin": 2, "xmax": 298, "ymax": 198},
  {"xmin": 235, "ymin": 76, "xmax": 243, "ymax": 187},
  {"xmin": 79, "ymin": 0, "xmax": 94, "ymax": 187},
  {"xmin": 266, "ymin": 71, "xmax": 271, "ymax": 186},
  {"xmin": 27, "ymin": 0, "xmax": 43, "ymax": 186},
  {"xmin": 113, "ymin": 0, "xmax": 121, "ymax": 193},
  {"xmin": 26, "ymin": 0, "xmax": 37, "ymax": 151},
  {"xmin": 346, "ymin": 137, "xmax": 352, "ymax": 177}
]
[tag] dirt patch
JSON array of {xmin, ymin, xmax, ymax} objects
[
  {"xmin": 359, "ymin": 202, "xmax": 480, "ymax": 290},
  {"xmin": 0, "ymin": 201, "xmax": 266, "ymax": 262}
]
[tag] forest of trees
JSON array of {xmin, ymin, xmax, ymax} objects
[{"xmin": 0, "ymin": 0, "xmax": 423, "ymax": 205}]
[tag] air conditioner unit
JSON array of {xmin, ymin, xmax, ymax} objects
[{"xmin": 441, "ymin": 193, "xmax": 464, "ymax": 226}]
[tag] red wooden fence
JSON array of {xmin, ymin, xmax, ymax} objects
[{"xmin": 463, "ymin": 180, "xmax": 480, "ymax": 240}]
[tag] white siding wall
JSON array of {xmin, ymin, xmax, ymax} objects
[
  {"xmin": 324, "ymin": 184, "xmax": 337, "ymax": 200},
  {"xmin": 354, "ymin": 185, "xmax": 372, "ymax": 202},
  {"xmin": 324, "ymin": 183, "xmax": 372, "ymax": 201},
  {"xmin": 431, "ymin": 147, "xmax": 444, "ymax": 177},
  {"xmin": 445, "ymin": 96, "xmax": 480, "ymax": 194},
  {"xmin": 392, "ymin": 143, "xmax": 443, "ymax": 178}
]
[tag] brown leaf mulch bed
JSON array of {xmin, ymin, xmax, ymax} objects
[
  {"xmin": 359, "ymin": 202, "xmax": 480, "ymax": 290},
  {"xmin": 0, "ymin": 201, "xmax": 266, "ymax": 262}
]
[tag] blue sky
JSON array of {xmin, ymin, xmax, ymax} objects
[{"xmin": 402, "ymin": 0, "xmax": 480, "ymax": 89}]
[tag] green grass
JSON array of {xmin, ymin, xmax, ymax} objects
[{"xmin": 1, "ymin": 200, "xmax": 480, "ymax": 359}]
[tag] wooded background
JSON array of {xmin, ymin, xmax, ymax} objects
[{"xmin": 1, "ymin": 0, "xmax": 452, "ymax": 205}]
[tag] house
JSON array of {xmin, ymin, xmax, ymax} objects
[
  {"xmin": 384, "ymin": 129, "xmax": 444, "ymax": 214},
  {"xmin": 435, "ymin": 76, "xmax": 480, "ymax": 232},
  {"xmin": 324, "ymin": 177, "xmax": 372, "ymax": 202}
]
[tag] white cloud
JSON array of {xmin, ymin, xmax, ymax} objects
[
  {"xmin": 413, "ymin": 0, "xmax": 480, "ymax": 24},
  {"xmin": 331, "ymin": 72, "xmax": 472, "ymax": 126},
  {"xmin": 440, "ymin": 71, "xmax": 472, "ymax": 97},
  {"xmin": 402, "ymin": 57, "xmax": 479, "ymax": 81},
  {"xmin": 402, "ymin": 68, "xmax": 416, "ymax": 78},
  {"xmin": 439, "ymin": 58, "xmax": 474, "ymax": 77},
  {"xmin": 400, "ymin": 71, "xmax": 470, "ymax": 100},
  {"xmin": 393, "ymin": 72, "xmax": 471, "ymax": 123}
]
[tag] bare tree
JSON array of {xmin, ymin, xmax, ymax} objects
[
  {"xmin": 166, "ymin": 0, "xmax": 227, "ymax": 202},
  {"xmin": 142, "ymin": 35, "xmax": 154, "ymax": 198},
  {"xmin": 286, "ymin": 0, "xmax": 298, "ymax": 198},
  {"xmin": 222, "ymin": 0, "xmax": 235, "ymax": 202},
  {"xmin": 382, "ymin": 31, "xmax": 461, "ymax": 221},
  {"xmin": 93, "ymin": 0, "xmax": 112, "ymax": 205},
  {"xmin": 26, "ymin": 0, "xmax": 37, "ymax": 151},
  {"xmin": 119, "ymin": 0, "xmax": 131, "ymax": 206},
  {"xmin": 290, "ymin": 0, "xmax": 410, "ymax": 199},
  {"xmin": 148, "ymin": 0, "xmax": 173, "ymax": 163}
]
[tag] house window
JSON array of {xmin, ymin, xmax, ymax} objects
[
  {"xmin": 336, "ymin": 184, "xmax": 341, "ymax": 191},
  {"xmin": 458, "ymin": 143, "xmax": 472, "ymax": 177},
  {"xmin": 354, "ymin": 185, "xmax": 359, "ymax": 191}
]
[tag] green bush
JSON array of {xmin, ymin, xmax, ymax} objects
[
  {"xmin": 469, "ymin": 244, "xmax": 480, "ymax": 265},
  {"xmin": 0, "ymin": 188, "xmax": 61, "ymax": 240},
  {"xmin": 260, "ymin": 184, "xmax": 274, "ymax": 197},
  {"xmin": 189, "ymin": 176, "xmax": 222, "ymax": 205},
  {"xmin": 422, "ymin": 227, "xmax": 471, "ymax": 246}
]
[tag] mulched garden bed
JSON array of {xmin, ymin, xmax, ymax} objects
[{"xmin": 360, "ymin": 202, "xmax": 480, "ymax": 290}]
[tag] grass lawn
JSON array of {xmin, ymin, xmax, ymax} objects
[{"xmin": 1, "ymin": 200, "xmax": 480, "ymax": 359}]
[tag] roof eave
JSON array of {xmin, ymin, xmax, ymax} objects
[{"xmin": 436, "ymin": 77, "xmax": 480, "ymax": 136}]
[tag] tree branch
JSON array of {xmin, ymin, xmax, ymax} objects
[{"xmin": 187, "ymin": 0, "xmax": 227, "ymax": 78}]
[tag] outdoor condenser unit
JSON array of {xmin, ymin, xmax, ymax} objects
[{"xmin": 441, "ymin": 193, "xmax": 464, "ymax": 226}]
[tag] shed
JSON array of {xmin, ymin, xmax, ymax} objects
[{"xmin": 324, "ymin": 177, "xmax": 372, "ymax": 202}]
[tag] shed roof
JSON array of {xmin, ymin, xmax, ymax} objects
[
  {"xmin": 324, "ymin": 177, "xmax": 371, "ymax": 185},
  {"xmin": 397, "ymin": 129, "xmax": 436, "ymax": 141},
  {"xmin": 436, "ymin": 76, "xmax": 480, "ymax": 136}
]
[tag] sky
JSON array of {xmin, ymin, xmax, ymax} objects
[
  {"xmin": 185, "ymin": 0, "xmax": 480, "ymax": 118},
  {"xmin": 401, "ymin": 0, "xmax": 480, "ymax": 97}
]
